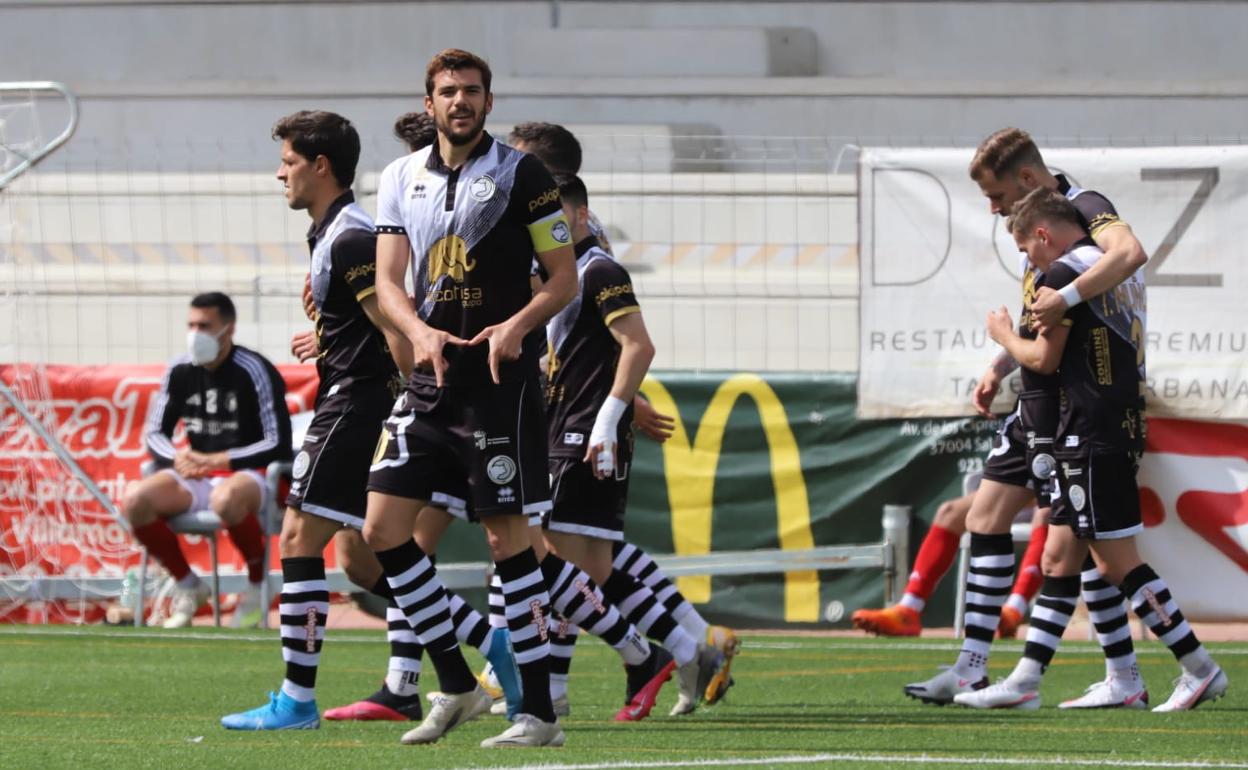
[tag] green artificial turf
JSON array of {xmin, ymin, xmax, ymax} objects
[{"xmin": 0, "ymin": 626, "xmax": 1244, "ymax": 769}]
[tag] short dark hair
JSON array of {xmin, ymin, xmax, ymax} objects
[
  {"xmin": 970, "ymin": 127, "xmax": 1046, "ymax": 182},
  {"xmin": 510, "ymin": 122, "xmax": 582, "ymax": 176},
  {"xmin": 425, "ymin": 48, "xmax": 492, "ymax": 97},
  {"xmin": 272, "ymin": 110, "xmax": 360, "ymax": 188},
  {"xmin": 393, "ymin": 111, "xmax": 436, "ymax": 152},
  {"xmin": 555, "ymin": 174, "xmax": 588, "ymax": 210},
  {"xmin": 1007, "ymin": 187, "xmax": 1083, "ymax": 235},
  {"xmin": 190, "ymin": 291, "xmax": 236, "ymax": 324}
]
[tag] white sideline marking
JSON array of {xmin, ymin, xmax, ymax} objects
[
  {"xmin": 0, "ymin": 628, "xmax": 1246, "ymax": 655},
  {"xmin": 445, "ymin": 755, "xmax": 1248, "ymax": 770}
]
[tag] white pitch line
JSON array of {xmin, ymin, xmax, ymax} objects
[
  {"xmin": 1, "ymin": 628, "xmax": 1246, "ymax": 655},
  {"xmin": 445, "ymin": 753, "xmax": 1248, "ymax": 770}
]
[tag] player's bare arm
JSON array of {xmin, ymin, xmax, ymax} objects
[
  {"xmin": 376, "ymin": 232, "xmax": 465, "ymax": 387},
  {"xmin": 470, "ymin": 241, "xmax": 576, "ymax": 384},
  {"xmin": 586, "ymin": 311, "xmax": 655, "ymax": 478},
  {"xmin": 1032, "ymin": 221, "xmax": 1145, "ymax": 332},
  {"xmin": 986, "ymin": 306, "xmax": 1068, "ymax": 375},
  {"xmin": 358, "ymin": 293, "xmax": 415, "ymax": 378},
  {"xmin": 972, "ymin": 350, "xmax": 1020, "ymax": 418}
]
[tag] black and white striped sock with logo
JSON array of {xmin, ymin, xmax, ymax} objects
[
  {"xmin": 540, "ymin": 553, "xmax": 650, "ymax": 666},
  {"xmin": 1079, "ymin": 557, "xmax": 1138, "ymax": 679},
  {"xmin": 953, "ymin": 533, "xmax": 1014, "ymax": 679},
  {"xmin": 1120, "ymin": 563, "xmax": 1215, "ymax": 677},
  {"xmin": 495, "ymin": 547, "xmax": 557, "ymax": 722},
  {"xmin": 279, "ymin": 557, "xmax": 328, "ymax": 703},
  {"xmin": 602, "ymin": 568, "xmax": 698, "ymax": 666},
  {"xmin": 613, "ymin": 541, "xmax": 709, "ymax": 641},
  {"xmin": 374, "ymin": 539, "xmax": 476, "ymax": 695}
]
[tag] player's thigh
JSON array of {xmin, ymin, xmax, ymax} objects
[
  {"xmin": 414, "ymin": 504, "xmax": 456, "ymax": 553},
  {"xmin": 544, "ymin": 529, "xmax": 594, "ymax": 567},
  {"xmin": 965, "ymin": 479, "xmax": 1036, "ymax": 535},
  {"xmin": 122, "ymin": 470, "xmax": 194, "ymax": 522},
  {"xmin": 280, "ymin": 505, "xmax": 341, "ymax": 558}
]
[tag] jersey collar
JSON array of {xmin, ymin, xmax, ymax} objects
[
  {"xmin": 1055, "ymin": 173, "xmax": 1072, "ymax": 195},
  {"xmin": 306, "ymin": 190, "xmax": 356, "ymax": 248},
  {"xmin": 574, "ymin": 234, "xmax": 601, "ymax": 259},
  {"xmin": 425, "ymin": 131, "xmax": 495, "ymax": 174}
]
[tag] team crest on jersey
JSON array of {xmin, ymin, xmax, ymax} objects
[
  {"xmin": 487, "ymin": 455, "xmax": 518, "ymax": 485},
  {"xmin": 551, "ymin": 221, "xmax": 571, "ymax": 244},
  {"xmin": 469, "ymin": 175, "xmax": 496, "ymax": 202},
  {"xmin": 1031, "ymin": 453, "xmax": 1056, "ymax": 480},
  {"xmin": 1068, "ymin": 484, "xmax": 1087, "ymax": 512}
]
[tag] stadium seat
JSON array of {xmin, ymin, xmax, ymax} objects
[{"xmin": 133, "ymin": 460, "xmax": 290, "ymax": 628}]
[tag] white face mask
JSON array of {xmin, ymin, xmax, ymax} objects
[{"xmin": 186, "ymin": 327, "xmax": 228, "ymax": 366}]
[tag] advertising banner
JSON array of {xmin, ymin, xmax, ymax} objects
[{"xmin": 858, "ymin": 146, "xmax": 1248, "ymax": 420}]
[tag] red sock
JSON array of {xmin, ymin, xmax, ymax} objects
[
  {"xmin": 904, "ymin": 524, "xmax": 961, "ymax": 601},
  {"xmin": 133, "ymin": 520, "xmax": 192, "ymax": 582},
  {"xmin": 1010, "ymin": 523, "xmax": 1049, "ymax": 601},
  {"xmin": 226, "ymin": 513, "xmax": 267, "ymax": 584}
]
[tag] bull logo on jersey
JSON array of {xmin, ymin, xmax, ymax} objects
[{"xmin": 427, "ymin": 235, "xmax": 476, "ymax": 285}]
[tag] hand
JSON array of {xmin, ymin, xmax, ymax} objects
[
  {"xmin": 971, "ymin": 368, "xmax": 1001, "ymax": 419},
  {"xmin": 467, "ymin": 320, "xmax": 526, "ymax": 385},
  {"xmin": 632, "ymin": 396, "xmax": 675, "ymax": 443},
  {"xmin": 302, "ymin": 273, "xmax": 316, "ymax": 321},
  {"xmin": 409, "ymin": 324, "xmax": 469, "ymax": 388},
  {"xmin": 985, "ymin": 306, "xmax": 1014, "ymax": 345},
  {"xmin": 584, "ymin": 439, "xmax": 617, "ymax": 480},
  {"xmin": 290, "ymin": 330, "xmax": 319, "ymax": 362},
  {"xmin": 174, "ymin": 449, "xmax": 208, "ymax": 479},
  {"xmin": 1030, "ymin": 286, "xmax": 1067, "ymax": 334}
]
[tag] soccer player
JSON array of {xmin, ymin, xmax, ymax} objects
[
  {"xmin": 956, "ymin": 188, "xmax": 1227, "ymax": 712},
  {"xmin": 365, "ymin": 48, "xmax": 575, "ymax": 748},
  {"xmin": 511, "ymin": 123, "xmax": 741, "ymax": 703},
  {"xmin": 851, "ymin": 490, "xmax": 1047, "ymax": 638},
  {"xmin": 905, "ymin": 128, "xmax": 1145, "ymax": 709},
  {"xmin": 220, "ymin": 110, "xmax": 429, "ymax": 730},
  {"xmin": 125, "ymin": 292, "xmax": 291, "ymax": 628}
]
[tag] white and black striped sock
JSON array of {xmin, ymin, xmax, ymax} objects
[
  {"xmin": 602, "ymin": 568, "xmax": 698, "ymax": 666},
  {"xmin": 613, "ymin": 541, "xmax": 708, "ymax": 640},
  {"xmin": 279, "ymin": 557, "xmax": 328, "ymax": 702},
  {"xmin": 1080, "ymin": 557, "xmax": 1137, "ymax": 676},
  {"xmin": 375, "ymin": 539, "xmax": 475, "ymax": 694},
  {"xmin": 1121, "ymin": 563, "xmax": 1214, "ymax": 677},
  {"xmin": 540, "ymin": 553, "xmax": 650, "ymax": 666},
  {"xmin": 547, "ymin": 612, "xmax": 578, "ymax": 700},
  {"xmin": 495, "ymin": 547, "xmax": 557, "ymax": 722},
  {"xmin": 448, "ymin": 590, "xmax": 492, "ymax": 654},
  {"xmin": 953, "ymin": 533, "xmax": 1013, "ymax": 678},
  {"xmin": 1020, "ymin": 574, "xmax": 1080, "ymax": 674}
]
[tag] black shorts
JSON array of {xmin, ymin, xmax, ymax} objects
[
  {"xmin": 1050, "ymin": 450, "xmax": 1143, "ymax": 540},
  {"xmin": 287, "ymin": 385, "xmax": 395, "ymax": 529},
  {"xmin": 367, "ymin": 374, "xmax": 551, "ymax": 518},
  {"xmin": 982, "ymin": 390, "xmax": 1059, "ymax": 502},
  {"xmin": 545, "ymin": 438, "xmax": 633, "ymax": 541}
]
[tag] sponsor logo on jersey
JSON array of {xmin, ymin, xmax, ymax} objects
[
  {"xmin": 469, "ymin": 175, "xmax": 496, "ymax": 202},
  {"xmin": 410, "ymin": 183, "xmax": 427, "ymax": 199},
  {"xmin": 563, "ymin": 432, "xmax": 584, "ymax": 446},
  {"xmin": 345, "ymin": 263, "xmax": 376, "ymax": 284},
  {"xmin": 595, "ymin": 283, "xmax": 634, "ymax": 306},
  {"xmin": 487, "ymin": 455, "xmax": 517, "ymax": 484},
  {"xmin": 528, "ymin": 187, "xmax": 560, "ymax": 212},
  {"xmin": 473, "ymin": 430, "xmax": 488, "ymax": 450},
  {"xmin": 497, "ymin": 486, "xmax": 515, "ymax": 504}
]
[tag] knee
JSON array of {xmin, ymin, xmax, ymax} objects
[
  {"xmin": 933, "ymin": 500, "xmax": 967, "ymax": 532},
  {"xmin": 122, "ymin": 487, "xmax": 154, "ymax": 526},
  {"xmin": 362, "ymin": 519, "xmax": 402, "ymax": 553},
  {"xmin": 210, "ymin": 484, "xmax": 254, "ymax": 526}
]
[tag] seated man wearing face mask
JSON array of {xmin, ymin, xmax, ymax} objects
[{"xmin": 123, "ymin": 292, "xmax": 292, "ymax": 628}]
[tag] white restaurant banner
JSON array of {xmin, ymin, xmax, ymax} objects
[{"xmin": 857, "ymin": 145, "xmax": 1248, "ymax": 420}]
